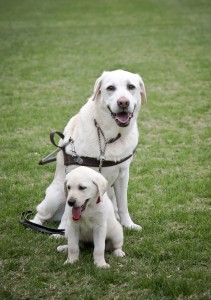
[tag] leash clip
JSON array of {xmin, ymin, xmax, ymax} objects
[
  {"xmin": 99, "ymin": 155, "xmax": 106, "ymax": 173},
  {"xmin": 68, "ymin": 138, "xmax": 83, "ymax": 165},
  {"xmin": 73, "ymin": 156, "xmax": 83, "ymax": 165}
]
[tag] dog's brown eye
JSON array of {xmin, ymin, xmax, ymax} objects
[
  {"xmin": 107, "ymin": 85, "xmax": 116, "ymax": 91},
  {"xmin": 127, "ymin": 84, "xmax": 136, "ymax": 90},
  {"xmin": 79, "ymin": 185, "xmax": 87, "ymax": 190},
  {"xmin": 67, "ymin": 185, "xmax": 71, "ymax": 190}
]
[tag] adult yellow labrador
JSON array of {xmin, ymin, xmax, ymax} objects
[
  {"xmin": 57, "ymin": 166, "xmax": 125, "ymax": 268},
  {"xmin": 32, "ymin": 69, "xmax": 147, "ymax": 230}
]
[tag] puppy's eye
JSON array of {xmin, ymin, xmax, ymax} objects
[
  {"xmin": 127, "ymin": 84, "xmax": 136, "ymax": 90},
  {"xmin": 79, "ymin": 185, "xmax": 87, "ymax": 191},
  {"xmin": 106, "ymin": 85, "xmax": 116, "ymax": 91},
  {"xmin": 67, "ymin": 185, "xmax": 71, "ymax": 190}
]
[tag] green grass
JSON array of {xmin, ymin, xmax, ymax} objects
[{"xmin": 0, "ymin": 0, "xmax": 210, "ymax": 299}]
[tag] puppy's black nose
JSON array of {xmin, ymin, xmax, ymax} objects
[{"xmin": 68, "ymin": 199, "xmax": 76, "ymax": 207}]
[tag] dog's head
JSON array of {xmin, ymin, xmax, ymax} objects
[
  {"xmin": 64, "ymin": 166, "xmax": 108, "ymax": 221},
  {"xmin": 91, "ymin": 69, "xmax": 147, "ymax": 127}
]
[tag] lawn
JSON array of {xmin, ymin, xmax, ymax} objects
[{"xmin": 0, "ymin": 0, "xmax": 210, "ymax": 299}]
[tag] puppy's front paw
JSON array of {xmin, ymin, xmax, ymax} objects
[
  {"xmin": 113, "ymin": 249, "xmax": 125, "ymax": 257},
  {"xmin": 50, "ymin": 234, "xmax": 64, "ymax": 239},
  {"xmin": 64, "ymin": 256, "xmax": 79, "ymax": 265},
  {"xmin": 57, "ymin": 245, "xmax": 68, "ymax": 253}
]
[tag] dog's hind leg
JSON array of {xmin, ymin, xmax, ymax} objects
[
  {"xmin": 32, "ymin": 181, "xmax": 66, "ymax": 225},
  {"xmin": 32, "ymin": 151, "xmax": 66, "ymax": 225}
]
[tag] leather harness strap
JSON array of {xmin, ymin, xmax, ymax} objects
[
  {"xmin": 63, "ymin": 150, "xmax": 135, "ymax": 168},
  {"xmin": 48, "ymin": 130, "xmax": 135, "ymax": 169}
]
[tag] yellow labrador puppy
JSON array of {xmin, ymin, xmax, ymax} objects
[
  {"xmin": 33, "ymin": 70, "xmax": 147, "ymax": 231},
  {"xmin": 57, "ymin": 166, "xmax": 125, "ymax": 268}
]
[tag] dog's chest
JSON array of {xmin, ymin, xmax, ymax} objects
[{"xmin": 79, "ymin": 216, "xmax": 96, "ymax": 242}]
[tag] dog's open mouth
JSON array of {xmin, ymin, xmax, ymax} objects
[
  {"xmin": 107, "ymin": 106, "xmax": 134, "ymax": 127},
  {"xmin": 115, "ymin": 112, "xmax": 133, "ymax": 127},
  {"xmin": 72, "ymin": 199, "xmax": 89, "ymax": 221}
]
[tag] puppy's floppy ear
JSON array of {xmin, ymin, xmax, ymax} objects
[
  {"xmin": 92, "ymin": 173, "xmax": 108, "ymax": 200},
  {"xmin": 64, "ymin": 179, "xmax": 68, "ymax": 199},
  {"xmin": 91, "ymin": 72, "xmax": 106, "ymax": 101},
  {"xmin": 137, "ymin": 74, "xmax": 147, "ymax": 104}
]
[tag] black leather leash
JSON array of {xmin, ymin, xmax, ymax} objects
[{"xmin": 19, "ymin": 211, "xmax": 65, "ymax": 235}]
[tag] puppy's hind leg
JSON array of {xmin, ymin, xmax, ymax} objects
[
  {"xmin": 111, "ymin": 223, "xmax": 125, "ymax": 258},
  {"xmin": 113, "ymin": 248, "xmax": 125, "ymax": 257}
]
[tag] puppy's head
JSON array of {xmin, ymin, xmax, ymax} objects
[
  {"xmin": 64, "ymin": 167, "xmax": 108, "ymax": 221},
  {"xmin": 91, "ymin": 69, "xmax": 147, "ymax": 127}
]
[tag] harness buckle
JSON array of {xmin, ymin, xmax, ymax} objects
[{"xmin": 99, "ymin": 155, "xmax": 106, "ymax": 161}]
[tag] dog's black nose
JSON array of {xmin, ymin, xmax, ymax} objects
[
  {"xmin": 68, "ymin": 199, "xmax": 76, "ymax": 207},
  {"xmin": 117, "ymin": 97, "xmax": 129, "ymax": 108}
]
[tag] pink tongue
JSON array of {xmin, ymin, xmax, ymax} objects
[
  {"xmin": 115, "ymin": 112, "xmax": 130, "ymax": 123},
  {"xmin": 72, "ymin": 207, "xmax": 82, "ymax": 221}
]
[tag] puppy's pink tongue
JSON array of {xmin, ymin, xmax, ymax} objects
[{"xmin": 72, "ymin": 207, "xmax": 82, "ymax": 221}]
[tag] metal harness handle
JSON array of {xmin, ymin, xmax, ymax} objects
[{"xmin": 39, "ymin": 131, "xmax": 65, "ymax": 165}]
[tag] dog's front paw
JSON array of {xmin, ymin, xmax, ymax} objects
[
  {"xmin": 57, "ymin": 245, "xmax": 68, "ymax": 253},
  {"xmin": 113, "ymin": 249, "xmax": 125, "ymax": 257},
  {"xmin": 122, "ymin": 221, "xmax": 142, "ymax": 231},
  {"xmin": 120, "ymin": 214, "xmax": 142, "ymax": 231}
]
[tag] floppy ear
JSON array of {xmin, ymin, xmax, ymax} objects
[
  {"xmin": 91, "ymin": 72, "xmax": 105, "ymax": 101},
  {"xmin": 64, "ymin": 179, "xmax": 68, "ymax": 199},
  {"xmin": 92, "ymin": 173, "xmax": 108, "ymax": 200},
  {"xmin": 137, "ymin": 75, "xmax": 147, "ymax": 104}
]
